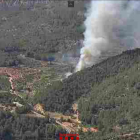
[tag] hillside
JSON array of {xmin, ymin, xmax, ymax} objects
[
  {"xmin": 0, "ymin": 110, "xmax": 66, "ymax": 140},
  {"xmin": 78, "ymin": 61, "xmax": 140, "ymax": 140},
  {"xmin": 1, "ymin": 49, "xmax": 140, "ymax": 140},
  {"xmin": 41, "ymin": 48, "xmax": 140, "ymax": 113},
  {"xmin": 0, "ymin": 1, "xmax": 85, "ymax": 67},
  {"xmin": 1, "ymin": 1, "xmax": 140, "ymax": 139}
]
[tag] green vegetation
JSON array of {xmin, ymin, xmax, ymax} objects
[
  {"xmin": 40, "ymin": 49, "xmax": 140, "ymax": 113},
  {"xmin": 0, "ymin": 75, "xmax": 11, "ymax": 91},
  {"xmin": 79, "ymin": 61, "xmax": 140, "ymax": 126},
  {"xmin": 0, "ymin": 91, "xmax": 25, "ymax": 104},
  {"xmin": 32, "ymin": 67, "xmax": 62, "ymax": 104},
  {"xmin": 24, "ymin": 74, "xmax": 34, "ymax": 83},
  {"xmin": 1, "ymin": 2, "xmax": 140, "ymax": 139},
  {"xmin": 78, "ymin": 59, "xmax": 140, "ymax": 139},
  {"xmin": 0, "ymin": 1, "xmax": 85, "ymax": 67},
  {"xmin": 15, "ymin": 105, "xmax": 31, "ymax": 114},
  {"xmin": 1, "ymin": 49, "xmax": 140, "ymax": 139},
  {"xmin": 16, "ymin": 80, "xmax": 26, "ymax": 91},
  {"xmin": 0, "ymin": 110, "xmax": 66, "ymax": 140}
]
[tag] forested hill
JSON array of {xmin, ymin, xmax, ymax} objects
[
  {"xmin": 0, "ymin": 1, "xmax": 85, "ymax": 66},
  {"xmin": 41, "ymin": 48, "xmax": 140, "ymax": 113}
]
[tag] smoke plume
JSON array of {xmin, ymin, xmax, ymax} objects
[{"xmin": 75, "ymin": 0, "xmax": 140, "ymax": 72}]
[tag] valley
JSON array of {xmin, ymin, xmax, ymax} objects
[{"xmin": 1, "ymin": 1, "xmax": 140, "ymax": 140}]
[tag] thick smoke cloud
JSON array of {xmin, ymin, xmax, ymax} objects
[{"xmin": 75, "ymin": 0, "xmax": 140, "ymax": 72}]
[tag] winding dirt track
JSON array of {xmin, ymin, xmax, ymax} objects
[
  {"xmin": 0, "ymin": 68, "xmax": 22, "ymax": 93},
  {"xmin": 0, "ymin": 67, "xmax": 41, "ymax": 90}
]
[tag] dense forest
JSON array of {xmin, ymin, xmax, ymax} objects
[
  {"xmin": 0, "ymin": 0, "xmax": 85, "ymax": 67},
  {"xmin": 0, "ymin": 110, "xmax": 66, "ymax": 140},
  {"xmin": 40, "ymin": 48, "xmax": 140, "ymax": 113},
  {"xmin": 0, "ymin": 91, "xmax": 24, "ymax": 105},
  {"xmin": 78, "ymin": 62, "xmax": 140, "ymax": 139}
]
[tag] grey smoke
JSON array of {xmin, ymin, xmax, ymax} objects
[{"xmin": 75, "ymin": 0, "xmax": 140, "ymax": 72}]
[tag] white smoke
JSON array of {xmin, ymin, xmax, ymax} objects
[
  {"xmin": 65, "ymin": 72, "xmax": 72, "ymax": 78},
  {"xmin": 75, "ymin": 0, "xmax": 140, "ymax": 72}
]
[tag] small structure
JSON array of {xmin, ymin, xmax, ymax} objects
[
  {"xmin": 82, "ymin": 127, "xmax": 88, "ymax": 132},
  {"xmin": 33, "ymin": 103, "xmax": 45, "ymax": 115},
  {"xmin": 90, "ymin": 127, "xmax": 98, "ymax": 132}
]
